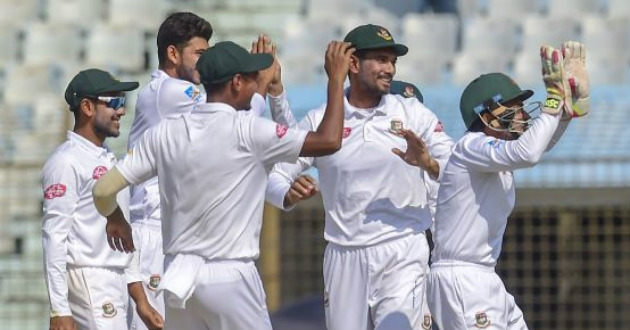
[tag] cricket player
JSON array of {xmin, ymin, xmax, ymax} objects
[
  {"xmin": 41, "ymin": 69, "xmax": 163, "ymax": 330},
  {"xmin": 265, "ymin": 24, "xmax": 454, "ymax": 330},
  {"xmin": 91, "ymin": 40, "xmax": 353, "ymax": 330},
  {"xmin": 126, "ymin": 13, "xmax": 297, "ymax": 330},
  {"xmin": 427, "ymin": 41, "xmax": 589, "ymax": 330}
]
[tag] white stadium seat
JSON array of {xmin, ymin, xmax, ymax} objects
[
  {"xmin": 486, "ymin": 0, "xmax": 541, "ymax": 17},
  {"xmin": 0, "ymin": 0, "xmax": 38, "ymax": 25},
  {"xmin": 581, "ymin": 16, "xmax": 630, "ymax": 60},
  {"xmin": 85, "ymin": 24, "xmax": 146, "ymax": 73},
  {"xmin": 547, "ymin": 0, "xmax": 603, "ymax": 18},
  {"xmin": 402, "ymin": 13, "xmax": 460, "ymax": 60},
  {"xmin": 521, "ymin": 15, "xmax": 579, "ymax": 54},
  {"xmin": 0, "ymin": 26, "xmax": 20, "ymax": 67},
  {"xmin": 462, "ymin": 17, "xmax": 520, "ymax": 56},
  {"xmin": 22, "ymin": 22, "xmax": 83, "ymax": 67},
  {"xmin": 107, "ymin": 0, "xmax": 171, "ymax": 30},
  {"xmin": 46, "ymin": 0, "xmax": 104, "ymax": 25},
  {"xmin": 451, "ymin": 53, "xmax": 511, "ymax": 86}
]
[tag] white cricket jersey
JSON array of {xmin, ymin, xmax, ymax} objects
[
  {"xmin": 431, "ymin": 113, "xmax": 562, "ymax": 267},
  {"xmin": 267, "ymin": 94, "xmax": 454, "ymax": 246},
  {"xmin": 127, "ymin": 70, "xmax": 295, "ymax": 225},
  {"xmin": 116, "ymin": 102, "xmax": 307, "ymax": 260},
  {"xmin": 41, "ymin": 132, "xmax": 131, "ymax": 316}
]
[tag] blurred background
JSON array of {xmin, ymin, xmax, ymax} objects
[{"xmin": 0, "ymin": 0, "xmax": 628, "ymax": 329}]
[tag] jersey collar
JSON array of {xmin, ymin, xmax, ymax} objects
[
  {"xmin": 194, "ymin": 102, "xmax": 236, "ymax": 114},
  {"xmin": 67, "ymin": 131, "xmax": 111, "ymax": 159},
  {"xmin": 343, "ymin": 91, "xmax": 388, "ymax": 120}
]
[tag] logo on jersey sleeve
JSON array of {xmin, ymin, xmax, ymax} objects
[
  {"xmin": 474, "ymin": 312, "xmax": 490, "ymax": 328},
  {"xmin": 342, "ymin": 127, "xmax": 352, "ymax": 138},
  {"xmin": 486, "ymin": 140, "xmax": 503, "ymax": 149},
  {"xmin": 92, "ymin": 166, "xmax": 108, "ymax": 180},
  {"xmin": 102, "ymin": 302, "xmax": 117, "ymax": 318},
  {"xmin": 44, "ymin": 184, "xmax": 66, "ymax": 199},
  {"xmin": 184, "ymin": 85, "xmax": 201, "ymax": 102},
  {"xmin": 434, "ymin": 121, "xmax": 444, "ymax": 132},
  {"xmin": 276, "ymin": 124, "xmax": 289, "ymax": 139},
  {"xmin": 148, "ymin": 274, "xmax": 161, "ymax": 291}
]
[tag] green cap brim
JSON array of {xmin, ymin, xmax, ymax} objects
[
  {"xmin": 99, "ymin": 81, "xmax": 140, "ymax": 94},
  {"xmin": 242, "ymin": 53, "xmax": 274, "ymax": 74},
  {"xmin": 356, "ymin": 43, "xmax": 408, "ymax": 56}
]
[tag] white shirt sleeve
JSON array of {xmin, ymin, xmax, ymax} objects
[
  {"xmin": 249, "ymin": 93, "xmax": 267, "ymax": 117},
  {"xmin": 265, "ymin": 114, "xmax": 317, "ymax": 210},
  {"xmin": 243, "ymin": 115, "xmax": 308, "ymax": 168},
  {"xmin": 41, "ymin": 156, "xmax": 79, "ymax": 317},
  {"xmin": 456, "ymin": 112, "xmax": 561, "ymax": 173},
  {"xmin": 157, "ymin": 80, "xmax": 205, "ymax": 118},
  {"xmin": 125, "ymin": 251, "xmax": 143, "ymax": 284},
  {"xmin": 545, "ymin": 118, "xmax": 571, "ymax": 151},
  {"xmin": 117, "ymin": 129, "xmax": 159, "ymax": 185},
  {"xmin": 267, "ymin": 90, "xmax": 298, "ymax": 128}
]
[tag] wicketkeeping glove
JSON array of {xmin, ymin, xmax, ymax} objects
[
  {"xmin": 562, "ymin": 41, "xmax": 590, "ymax": 117},
  {"xmin": 540, "ymin": 45, "xmax": 571, "ymax": 116}
]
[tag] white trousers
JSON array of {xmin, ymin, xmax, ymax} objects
[
  {"xmin": 323, "ymin": 232, "xmax": 432, "ymax": 330},
  {"xmin": 128, "ymin": 221, "xmax": 165, "ymax": 330},
  {"xmin": 427, "ymin": 262, "xmax": 529, "ymax": 330},
  {"xmin": 164, "ymin": 260, "xmax": 272, "ymax": 330},
  {"xmin": 67, "ymin": 266, "xmax": 128, "ymax": 330}
]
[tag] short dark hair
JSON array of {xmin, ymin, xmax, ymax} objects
[{"xmin": 157, "ymin": 12, "xmax": 213, "ymax": 66}]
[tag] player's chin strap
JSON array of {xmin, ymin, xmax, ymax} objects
[
  {"xmin": 93, "ymin": 167, "xmax": 130, "ymax": 216},
  {"xmin": 477, "ymin": 102, "xmax": 539, "ymax": 136}
]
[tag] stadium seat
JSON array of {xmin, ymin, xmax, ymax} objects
[
  {"xmin": 395, "ymin": 54, "xmax": 448, "ymax": 86},
  {"xmin": 85, "ymin": 24, "xmax": 146, "ymax": 73},
  {"xmin": 339, "ymin": 9, "xmax": 400, "ymax": 38},
  {"xmin": 587, "ymin": 54, "xmax": 629, "ymax": 85},
  {"xmin": 451, "ymin": 53, "xmax": 511, "ymax": 86},
  {"xmin": 401, "ymin": 13, "xmax": 460, "ymax": 60},
  {"xmin": 461, "ymin": 17, "xmax": 520, "ymax": 57},
  {"xmin": 107, "ymin": 0, "xmax": 171, "ymax": 30},
  {"xmin": 0, "ymin": 0, "xmax": 38, "ymax": 25},
  {"xmin": 22, "ymin": 22, "xmax": 83, "ymax": 67},
  {"xmin": 512, "ymin": 52, "xmax": 543, "ymax": 89},
  {"xmin": 581, "ymin": 16, "xmax": 630, "ymax": 60},
  {"xmin": 606, "ymin": 0, "xmax": 630, "ymax": 18},
  {"xmin": 46, "ymin": 0, "xmax": 104, "ymax": 25},
  {"xmin": 0, "ymin": 26, "xmax": 20, "ymax": 68},
  {"xmin": 486, "ymin": 0, "xmax": 541, "ymax": 17},
  {"xmin": 3, "ymin": 64, "xmax": 60, "ymax": 106},
  {"xmin": 521, "ymin": 15, "xmax": 579, "ymax": 53},
  {"xmin": 546, "ymin": 0, "xmax": 603, "ymax": 17},
  {"xmin": 306, "ymin": 0, "xmax": 371, "ymax": 21}
]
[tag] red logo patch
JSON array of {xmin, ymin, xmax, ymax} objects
[
  {"xmin": 44, "ymin": 184, "xmax": 66, "ymax": 199},
  {"xmin": 434, "ymin": 122, "xmax": 444, "ymax": 132},
  {"xmin": 276, "ymin": 124, "xmax": 288, "ymax": 139},
  {"xmin": 92, "ymin": 166, "xmax": 108, "ymax": 180},
  {"xmin": 342, "ymin": 127, "xmax": 352, "ymax": 138}
]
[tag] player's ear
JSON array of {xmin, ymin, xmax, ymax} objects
[
  {"xmin": 166, "ymin": 45, "xmax": 181, "ymax": 65},
  {"xmin": 79, "ymin": 98, "xmax": 96, "ymax": 118},
  {"xmin": 348, "ymin": 53, "xmax": 361, "ymax": 74}
]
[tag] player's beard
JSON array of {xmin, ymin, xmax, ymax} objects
[
  {"xmin": 358, "ymin": 73, "xmax": 392, "ymax": 97},
  {"xmin": 94, "ymin": 116, "xmax": 120, "ymax": 138}
]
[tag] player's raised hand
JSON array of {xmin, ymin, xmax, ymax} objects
[
  {"xmin": 392, "ymin": 129, "xmax": 440, "ymax": 178},
  {"xmin": 562, "ymin": 41, "xmax": 590, "ymax": 117},
  {"xmin": 324, "ymin": 41, "xmax": 355, "ymax": 83},
  {"xmin": 283, "ymin": 174, "xmax": 319, "ymax": 208},
  {"xmin": 105, "ymin": 207, "xmax": 135, "ymax": 253},
  {"xmin": 252, "ymin": 34, "xmax": 278, "ymax": 96},
  {"xmin": 540, "ymin": 44, "xmax": 570, "ymax": 116}
]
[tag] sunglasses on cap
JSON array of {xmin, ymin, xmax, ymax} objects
[{"xmin": 93, "ymin": 96, "xmax": 126, "ymax": 110}]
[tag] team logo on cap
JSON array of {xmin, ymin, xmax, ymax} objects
[
  {"xmin": 342, "ymin": 127, "xmax": 352, "ymax": 138},
  {"xmin": 421, "ymin": 314, "xmax": 432, "ymax": 330},
  {"xmin": 474, "ymin": 312, "xmax": 490, "ymax": 328},
  {"xmin": 403, "ymin": 85, "xmax": 415, "ymax": 98},
  {"xmin": 44, "ymin": 184, "xmax": 66, "ymax": 199},
  {"xmin": 102, "ymin": 302, "xmax": 117, "ymax": 318},
  {"xmin": 92, "ymin": 166, "xmax": 108, "ymax": 180},
  {"xmin": 376, "ymin": 28, "xmax": 392, "ymax": 41},
  {"xmin": 390, "ymin": 118, "xmax": 404, "ymax": 133},
  {"xmin": 148, "ymin": 274, "xmax": 161, "ymax": 291},
  {"xmin": 276, "ymin": 124, "xmax": 289, "ymax": 138}
]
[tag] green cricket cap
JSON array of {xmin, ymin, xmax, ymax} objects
[
  {"xmin": 197, "ymin": 41, "xmax": 274, "ymax": 85},
  {"xmin": 344, "ymin": 24, "xmax": 408, "ymax": 56},
  {"xmin": 390, "ymin": 80, "xmax": 424, "ymax": 103},
  {"xmin": 64, "ymin": 68, "xmax": 139, "ymax": 109},
  {"xmin": 460, "ymin": 72, "xmax": 533, "ymax": 129}
]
